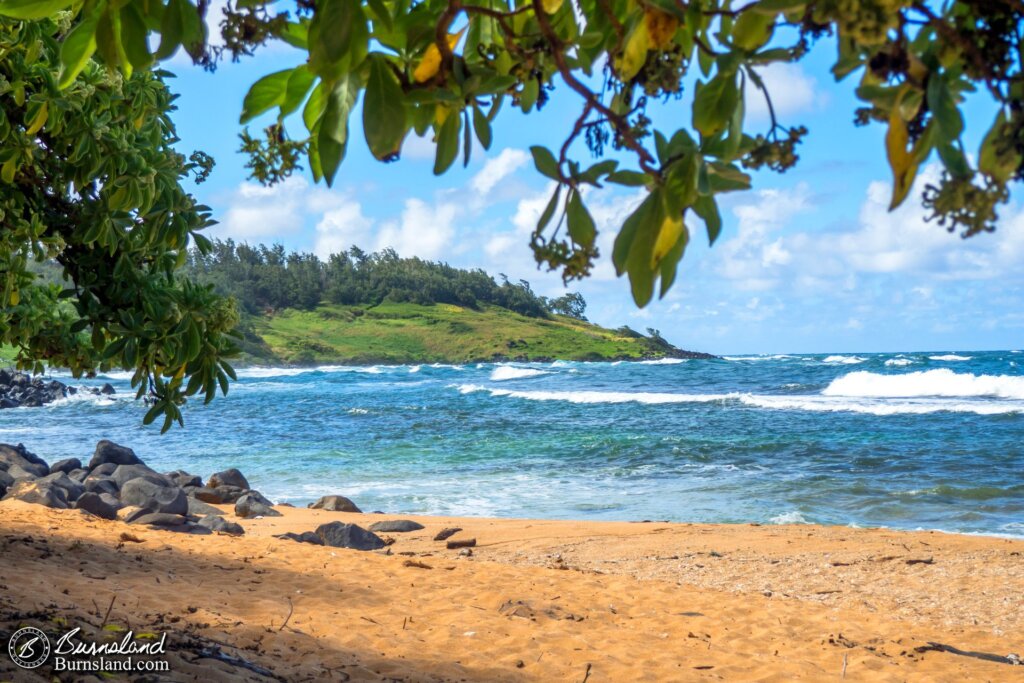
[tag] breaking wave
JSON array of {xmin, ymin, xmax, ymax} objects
[
  {"xmin": 489, "ymin": 366, "xmax": 551, "ymax": 381},
  {"xmin": 823, "ymin": 369, "xmax": 1024, "ymax": 400}
]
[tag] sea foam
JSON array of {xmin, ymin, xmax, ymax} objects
[
  {"xmin": 489, "ymin": 367, "xmax": 551, "ymax": 381},
  {"xmin": 929, "ymin": 354, "xmax": 971, "ymax": 361},
  {"xmin": 823, "ymin": 368, "xmax": 1024, "ymax": 400},
  {"xmin": 823, "ymin": 355, "xmax": 865, "ymax": 364},
  {"xmin": 458, "ymin": 385, "xmax": 733, "ymax": 404}
]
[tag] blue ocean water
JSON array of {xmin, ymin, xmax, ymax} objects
[{"xmin": 1, "ymin": 351, "xmax": 1022, "ymax": 536}]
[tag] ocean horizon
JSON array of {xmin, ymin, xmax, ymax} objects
[{"xmin": 2, "ymin": 350, "xmax": 1021, "ymax": 538}]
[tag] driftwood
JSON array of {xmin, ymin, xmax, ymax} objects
[{"xmin": 447, "ymin": 538, "xmax": 476, "ymax": 549}]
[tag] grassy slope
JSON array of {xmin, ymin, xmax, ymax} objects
[{"xmin": 241, "ymin": 301, "xmax": 686, "ymax": 365}]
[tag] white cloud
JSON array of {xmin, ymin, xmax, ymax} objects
[
  {"xmin": 471, "ymin": 148, "xmax": 529, "ymax": 195},
  {"xmin": 745, "ymin": 63, "xmax": 827, "ymax": 122},
  {"xmin": 218, "ymin": 176, "xmax": 345, "ymax": 242},
  {"xmin": 376, "ymin": 198, "xmax": 458, "ymax": 260},
  {"xmin": 314, "ymin": 201, "xmax": 374, "ymax": 259},
  {"xmin": 713, "ymin": 165, "xmax": 1024, "ymax": 295}
]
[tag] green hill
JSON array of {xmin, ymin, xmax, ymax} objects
[{"xmin": 236, "ymin": 301, "xmax": 711, "ymax": 365}]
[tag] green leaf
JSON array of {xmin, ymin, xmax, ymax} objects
[
  {"xmin": 979, "ymin": 110, "xmax": 1020, "ymax": 183},
  {"xmin": 318, "ymin": 76, "xmax": 357, "ymax": 185},
  {"xmin": 59, "ymin": 6, "xmax": 103, "ymax": 88},
  {"xmin": 693, "ymin": 72, "xmax": 738, "ymax": 139},
  {"xmin": 302, "ymin": 82, "xmax": 325, "ymax": 133},
  {"xmin": 607, "ymin": 170, "xmax": 648, "ymax": 187},
  {"xmin": 927, "ymin": 74, "xmax": 964, "ymax": 141},
  {"xmin": 309, "ymin": 0, "xmax": 368, "ymax": 80},
  {"xmin": 751, "ymin": 0, "xmax": 806, "ymax": 14},
  {"xmin": 240, "ymin": 69, "xmax": 292, "ymax": 123},
  {"xmin": 120, "ymin": 4, "xmax": 153, "ymax": 70},
  {"xmin": 537, "ymin": 185, "xmax": 561, "ymax": 231},
  {"xmin": 472, "ymin": 105, "xmax": 492, "ymax": 150},
  {"xmin": 530, "ymin": 145, "xmax": 560, "ymax": 180},
  {"xmin": 281, "ymin": 65, "xmax": 316, "ymax": 118},
  {"xmin": 433, "ymin": 110, "xmax": 460, "ymax": 175},
  {"xmin": 693, "ymin": 195, "xmax": 722, "ymax": 244},
  {"xmin": 566, "ymin": 190, "xmax": 596, "ymax": 247},
  {"xmin": 0, "ymin": 0, "xmax": 74, "ymax": 19},
  {"xmin": 363, "ymin": 55, "xmax": 407, "ymax": 161}
]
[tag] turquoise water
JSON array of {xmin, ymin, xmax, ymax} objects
[{"xmin": 1, "ymin": 351, "xmax": 1022, "ymax": 536}]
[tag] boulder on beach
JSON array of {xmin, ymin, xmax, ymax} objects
[
  {"xmin": 308, "ymin": 495, "xmax": 362, "ymax": 513},
  {"xmin": 165, "ymin": 470, "xmax": 202, "ymax": 488},
  {"xmin": 49, "ymin": 458, "xmax": 82, "ymax": 475},
  {"xmin": 119, "ymin": 478, "xmax": 188, "ymax": 515},
  {"xmin": 0, "ymin": 443, "xmax": 49, "ymax": 478},
  {"xmin": 207, "ymin": 468, "xmax": 250, "ymax": 491},
  {"xmin": 315, "ymin": 522, "xmax": 386, "ymax": 551},
  {"xmin": 187, "ymin": 497, "xmax": 224, "ymax": 517},
  {"xmin": 235, "ymin": 492, "xmax": 281, "ymax": 519},
  {"xmin": 83, "ymin": 477, "xmax": 119, "ymax": 497},
  {"xmin": 2, "ymin": 480, "xmax": 69, "ymax": 509},
  {"xmin": 37, "ymin": 472, "xmax": 84, "ymax": 502},
  {"xmin": 88, "ymin": 440, "xmax": 142, "ymax": 469},
  {"xmin": 0, "ymin": 371, "xmax": 68, "ymax": 409},
  {"xmin": 74, "ymin": 492, "xmax": 118, "ymax": 520},
  {"xmin": 129, "ymin": 512, "xmax": 187, "ymax": 528},
  {"xmin": 197, "ymin": 515, "xmax": 245, "ymax": 536},
  {"xmin": 368, "ymin": 520, "xmax": 425, "ymax": 533},
  {"xmin": 275, "ymin": 531, "xmax": 323, "ymax": 545},
  {"xmin": 110, "ymin": 464, "xmax": 171, "ymax": 489}
]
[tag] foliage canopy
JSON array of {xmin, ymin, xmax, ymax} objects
[{"xmin": 0, "ymin": 0, "xmax": 1021, "ymax": 427}]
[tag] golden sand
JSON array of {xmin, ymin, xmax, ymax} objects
[{"xmin": 0, "ymin": 499, "xmax": 1021, "ymax": 681}]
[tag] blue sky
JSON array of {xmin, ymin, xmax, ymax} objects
[{"xmin": 164, "ymin": 17, "xmax": 1023, "ymax": 355}]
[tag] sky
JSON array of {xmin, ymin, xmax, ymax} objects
[{"xmin": 162, "ymin": 13, "xmax": 1023, "ymax": 355}]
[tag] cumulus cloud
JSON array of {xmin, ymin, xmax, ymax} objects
[
  {"xmin": 713, "ymin": 165, "xmax": 1024, "ymax": 294},
  {"xmin": 217, "ymin": 177, "xmax": 345, "ymax": 242},
  {"xmin": 471, "ymin": 148, "xmax": 529, "ymax": 195},
  {"xmin": 745, "ymin": 63, "xmax": 827, "ymax": 122}
]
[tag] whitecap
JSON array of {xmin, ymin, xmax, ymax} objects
[
  {"xmin": 739, "ymin": 394, "xmax": 1024, "ymax": 416},
  {"xmin": 929, "ymin": 354, "xmax": 971, "ymax": 361},
  {"xmin": 408, "ymin": 365, "xmax": 421, "ymax": 373},
  {"xmin": 823, "ymin": 368, "xmax": 1024, "ymax": 399},
  {"xmin": 884, "ymin": 358, "xmax": 914, "ymax": 366},
  {"xmin": 823, "ymin": 355, "xmax": 866, "ymax": 364},
  {"xmin": 456, "ymin": 384, "xmax": 733, "ymax": 404},
  {"xmin": 490, "ymin": 366, "xmax": 551, "ymax": 381},
  {"xmin": 770, "ymin": 511, "xmax": 810, "ymax": 524},
  {"xmin": 722, "ymin": 354, "xmax": 794, "ymax": 361},
  {"xmin": 638, "ymin": 358, "xmax": 686, "ymax": 365}
]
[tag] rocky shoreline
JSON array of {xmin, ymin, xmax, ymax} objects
[
  {"xmin": 0, "ymin": 369, "xmax": 115, "ymax": 409},
  {"xmin": 0, "ymin": 440, "xmax": 427, "ymax": 552}
]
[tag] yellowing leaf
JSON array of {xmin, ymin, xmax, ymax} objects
[
  {"xmin": 26, "ymin": 101, "xmax": 48, "ymax": 135},
  {"xmin": 9, "ymin": 289, "xmax": 19, "ymax": 306},
  {"xmin": 615, "ymin": 19, "xmax": 650, "ymax": 81},
  {"xmin": 413, "ymin": 29, "xmax": 465, "ymax": 84},
  {"xmin": 885, "ymin": 107, "xmax": 917, "ymax": 210},
  {"xmin": 1, "ymin": 157, "xmax": 16, "ymax": 183},
  {"xmin": 434, "ymin": 104, "xmax": 451, "ymax": 127},
  {"xmin": 541, "ymin": 0, "xmax": 564, "ymax": 14},
  {"xmin": 652, "ymin": 214, "xmax": 685, "ymax": 267},
  {"xmin": 644, "ymin": 9, "xmax": 678, "ymax": 50}
]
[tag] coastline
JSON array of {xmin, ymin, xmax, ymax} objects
[{"xmin": 1, "ymin": 500, "xmax": 1021, "ymax": 681}]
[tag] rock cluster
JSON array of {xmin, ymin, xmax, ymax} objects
[
  {"xmin": 0, "ymin": 368, "xmax": 118, "ymax": 409},
  {"xmin": 0, "ymin": 440, "xmax": 291, "ymax": 535}
]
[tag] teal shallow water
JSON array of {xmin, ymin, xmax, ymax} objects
[{"xmin": 1, "ymin": 352, "xmax": 1022, "ymax": 536}]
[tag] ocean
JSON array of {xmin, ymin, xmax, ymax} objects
[{"xmin": 2, "ymin": 351, "xmax": 1022, "ymax": 537}]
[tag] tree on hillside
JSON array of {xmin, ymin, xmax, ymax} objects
[{"xmin": 0, "ymin": 0, "xmax": 1021, "ymax": 426}]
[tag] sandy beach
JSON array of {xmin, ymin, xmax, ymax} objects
[{"xmin": 0, "ymin": 499, "xmax": 1021, "ymax": 681}]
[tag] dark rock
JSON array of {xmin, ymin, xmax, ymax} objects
[
  {"xmin": 98, "ymin": 492, "xmax": 123, "ymax": 511},
  {"xmin": 129, "ymin": 512, "xmax": 187, "ymax": 528},
  {"xmin": 0, "ymin": 397, "xmax": 19, "ymax": 409},
  {"xmin": 308, "ymin": 495, "xmax": 362, "ymax": 513},
  {"xmin": 66, "ymin": 468, "xmax": 89, "ymax": 483},
  {"xmin": 197, "ymin": 515, "xmax": 244, "ymax": 536},
  {"xmin": 49, "ymin": 458, "xmax": 82, "ymax": 475},
  {"xmin": 315, "ymin": 522, "xmax": 386, "ymax": 551},
  {"xmin": 214, "ymin": 485, "xmax": 246, "ymax": 503},
  {"xmin": 6, "ymin": 464, "xmax": 41, "ymax": 481},
  {"xmin": 86, "ymin": 463, "xmax": 118, "ymax": 479},
  {"xmin": 122, "ymin": 507, "xmax": 153, "ymax": 523},
  {"xmin": 234, "ymin": 493, "xmax": 281, "ymax": 519},
  {"xmin": 119, "ymin": 478, "xmax": 188, "ymax": 515},
  {"xmin": 207, "ymin": 468, "xmax": 249, "ymax": 491},
  {"xmin": 0, "ymin": 443, "xmax": 49, "ymax": 477},
  {"xmin": 110, "ymin": 464, "xmax": 170, "ymax": 489},
  {"xmin": 274, "ymin": 531, "xmax": 323, "ymax": 546},
  {"xmin": 2, "ymin": 480, "xmax": 69, "ymax": 509},
  {"xmin": 433, "ymin": 527, "xmax": 463, "ymax": 542},
  {"xmin": 186, "ymin": 497, "xmax": 223, "ymax": 517},
  {"xmin": 368, "ymin": 520, "xmax": 425, "ymax": 533},
  {"xmin": 88, "ymin": 440, "xmax": 142, "ymax": 469},
  {"xmin": 74, "ymin": 492, "xmax": 118, "ymax": 520},
  {"xmin": 0, "ymin": 469, "xmax": 13, "ymax": 491},
  {"xmin": 447, "ymin": 538, "xmax": 477, "ymax": 550},
  {"xmin": 38, "ymin": 472, "xmax": 84, "ymax": 502},
  {"xmin": 83, "ymin": 477, "xmax": 119, "ymax": 497},
  {"xmin": 189, "ymin": 486, "xmax": 223, "ymax": 503},
  {"xmin": 99, "ymin": 383, "xmax": 116, "ymax": 395},
  {"xmin": 165, "ymin": 470, "xmax": 202, "ymax": 488},
  {"xmin": 243, "ymin": 490, "xmax": 274, "ymax": 506}
]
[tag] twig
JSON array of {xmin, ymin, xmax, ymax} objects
[
  {"xmin": 277, "ymin": 598, "xmax": 293, "ymax": 632},
  {"xmin": 842, "ymin": 653, "xmax": 848, "ymax": 678},
  {"xmin": 100, "ymin": 595, "xmax": 116, "ymax": 628},
  {"xmin": 581, "ymin": 662, "xmax": 592, "ymax": 682}
]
